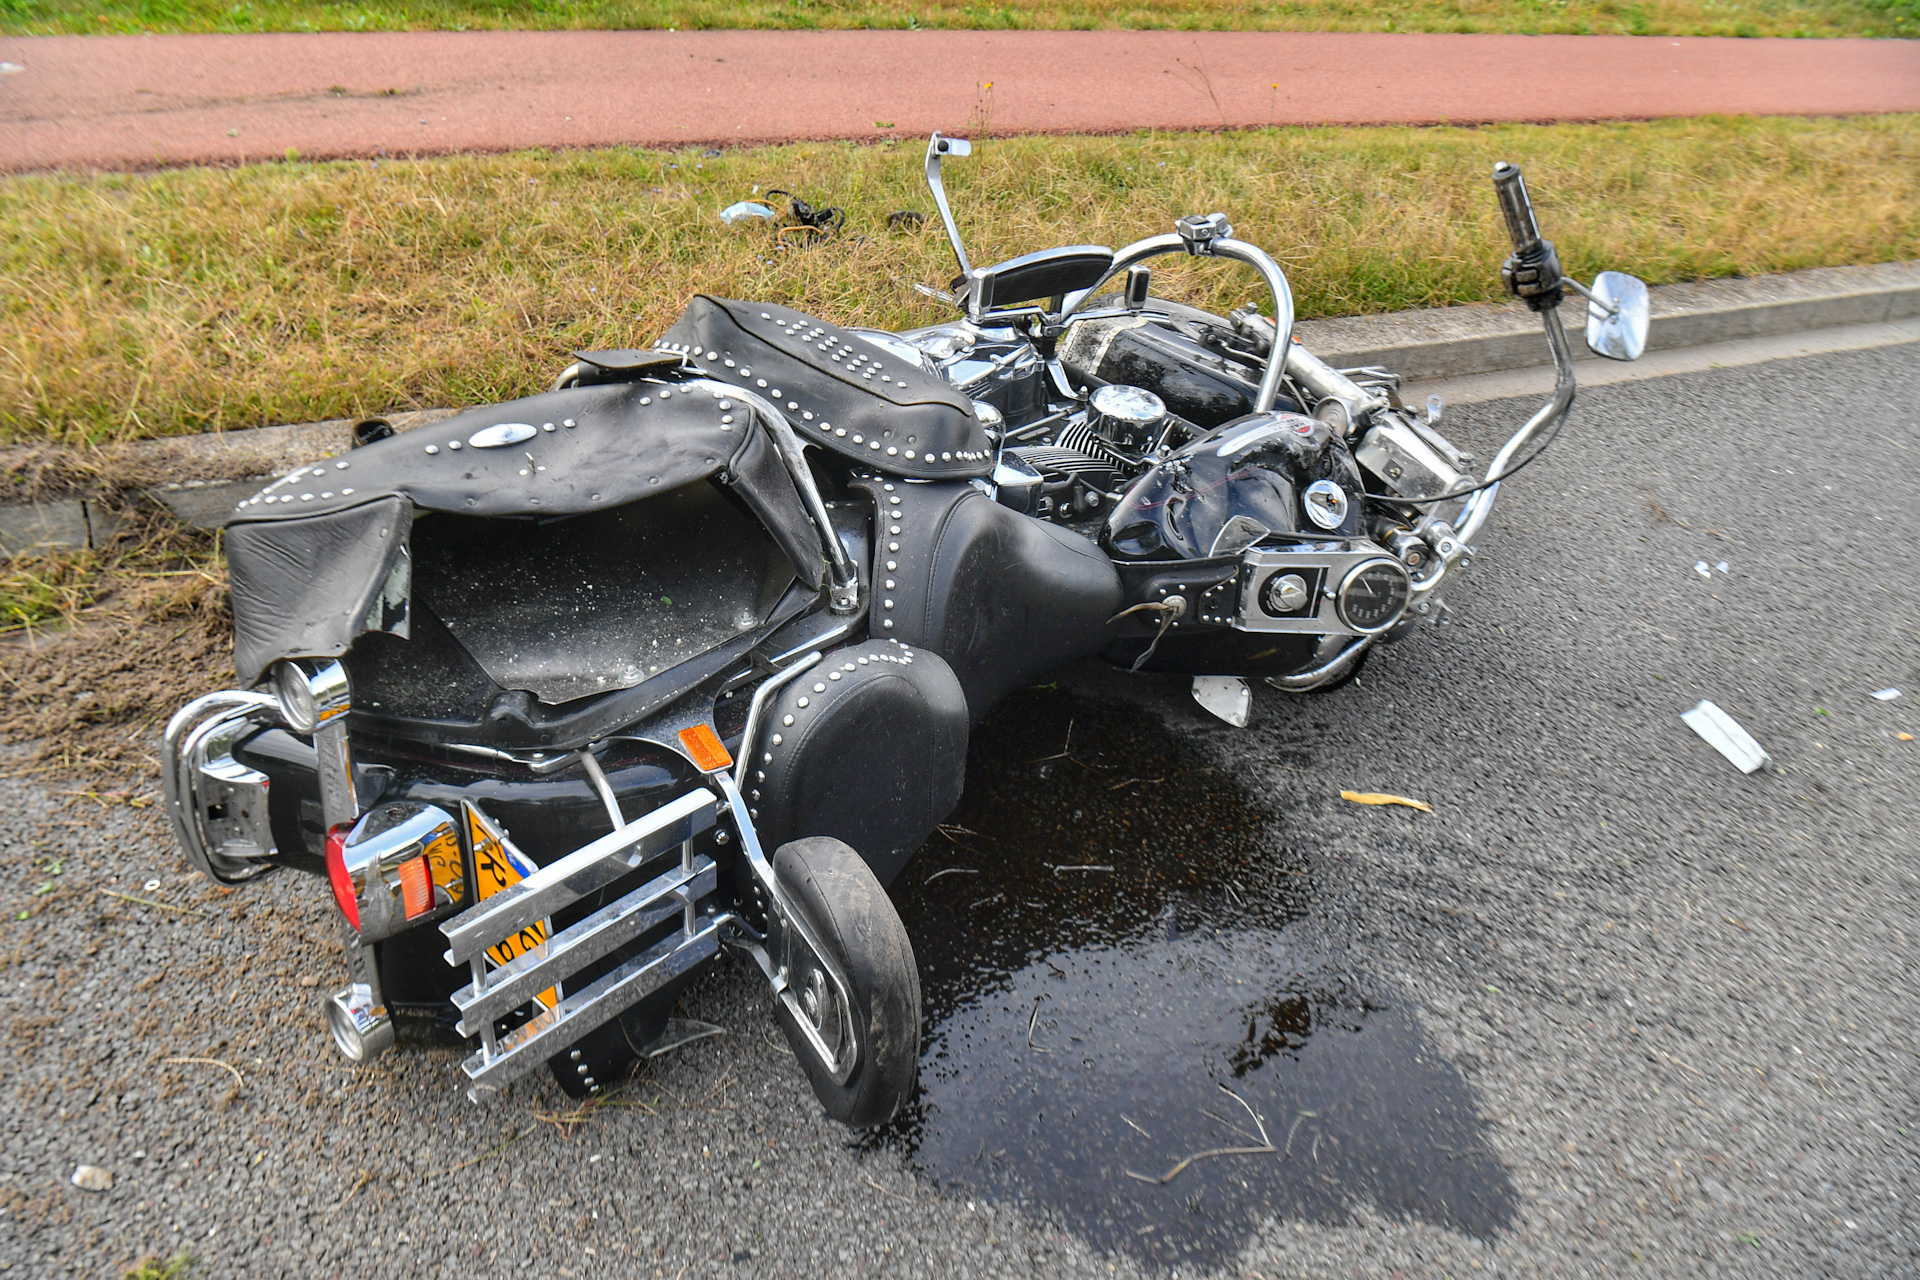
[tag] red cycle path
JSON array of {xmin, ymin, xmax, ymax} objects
[{"xmin": 1, "ymin": 30, "xmax": 1916, "ymax": 172}]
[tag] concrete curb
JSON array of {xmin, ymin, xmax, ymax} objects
[
  {"xmin": 1, "ymin": 259, "xmax": 1914, "ymax": 551},
  {"xmin": 1293, "ymin": 260, "xmax": 1920, "ymax": 379}
]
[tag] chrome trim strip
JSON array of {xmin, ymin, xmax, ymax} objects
[
  {"xmin": 452, "ymin": 859, "xmax": 717, "ymax": 1033},
  {"xmin": 733, "ymin": 651, "xmax": 824, "ymax": 788},
  {"xmin": 460, "ymin": 918, "xmax": 721, "ymax": 1097},
  {"xmin": 439, "ymin": 788, "xmax": 717, "ymax": 964}
]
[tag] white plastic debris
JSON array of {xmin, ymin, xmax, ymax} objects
[
  {"xmin": 1693, "ymin": 561, "xmax": 1711, "ymax": 578},
  {"xmin": 719, "ymin": 200, "xmax": 777, "ymax": 225},
  {"xmin": 1191, "ymin": 676, "xmax": 1252, "ymax": 727},
  {"xmin": 1871, "ymin": 688, "xmax": 1902, "ymax": 701},
  {"xmin": 1716, "ymin": 560, "xmax": 1730, "ymax": 574},
  {"xmin": 71, "ymin": 1165, "xmax": 113, "ymax": 1192},
  {"xmin": 0, "ymin": 63, "xmax": 24, "ymax": 76},
  {"xmin": 1681, "ymin": 700, "xmax": 1771, "ymax": 774}
]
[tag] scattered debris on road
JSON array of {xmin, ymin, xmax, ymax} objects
[
  {"xmin": 70, "ymin": 1165, "xmax": 113, "ymax": 1192},
  {"xmin": 1680, "ymin": 700, "xmax": 1771, "ymax": 774},
  {"xmin": 1870, "ymin": 687, "xmax": 1901, "ymax": 701},
  {"xmin": 1340, "ymin": 791, "xmax": 1433, "ymax": 813}
]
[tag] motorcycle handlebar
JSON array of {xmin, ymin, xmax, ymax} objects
[{"xmin": 1491, "ymin": 161, "xmax": 1542, "ymax": 257}]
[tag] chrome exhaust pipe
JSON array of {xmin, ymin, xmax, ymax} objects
[
  {"xmin": 1265, "ymin": 635, "xmax": 1374, "ymax": 693},
  {"xmin": 323, "ymin": 929, "xmax": 394, "ymax": 1063}
]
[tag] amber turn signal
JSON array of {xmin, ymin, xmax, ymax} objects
[{"xmin": 398, "ymin": 855, "xmax": 434, "ymax": 919}]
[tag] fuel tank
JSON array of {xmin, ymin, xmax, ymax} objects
[{"xmin": 1058, "ymin": 303, "xmax": 1301, "ymax": 430}]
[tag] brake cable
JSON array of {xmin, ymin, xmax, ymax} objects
[{"xmin": 1374, "ymin": 406, "xmax": 1572, "ymax": 506}]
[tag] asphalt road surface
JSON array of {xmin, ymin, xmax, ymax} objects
[{"xmin": 1, "ymin": 340, "xmax": 1915, "ymax": 1278}]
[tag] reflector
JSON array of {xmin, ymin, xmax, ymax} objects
[
  {"xmin": 324, "ymin": 824, "xmax": 360, "ymax": 930},
  {"xmin": 678, "ymin": 723, "xmax": 733, "ymax": 774}
]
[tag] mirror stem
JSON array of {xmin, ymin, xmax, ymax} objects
[
  {"xmin": 1557, "ymin": 276, "xmax": 1618, "ymax": 318},
  {"xmin": 924, "ymin": 132, "xmax": 972, "ymax": 281}
]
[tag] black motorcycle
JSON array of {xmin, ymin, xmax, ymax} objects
[{"xmin": 163, "ymin": 138, "xmax": 1647, "ymax": 1126}]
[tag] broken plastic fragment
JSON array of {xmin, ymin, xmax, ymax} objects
[
  {"xmin": 1870, "ymin": 688, "xmax": 1901, "ymax": 701},
  {"xmin": 70, "ymin": 1165, "xmax": 112, "ymax": 1192},
  {"xmin": 1693, "ymin": 561, "xmax": 1711, "ymax": 578},
  {"xmin": 1680, "ymin": 700, "xmax": 1770, "ymax": 774},
  {"xmin": 1191, "ymin": 676, "xmax": 1251, "ymax": 727},
  {"xmin": 1340, "ymin": 791, "xmax": 1433, "ymax": 813},
  {"xmin": 719, "ymin": 200, "xmax": 777, "ymax": 225}
]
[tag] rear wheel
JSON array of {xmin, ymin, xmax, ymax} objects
[{"xmin": 771, "ymin": 837, "xmax": 921, "ymax": 1128}]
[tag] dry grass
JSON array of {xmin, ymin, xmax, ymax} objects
[
  {"xmin": 6, "ymin": 0, "xmax": 1915, "ymax": 36},
  {"xmin": 0, "ymin": 507, "xmax": 232, "ymax": 778},
  {"xmin": 0, "ymin": 114, "xmax": 1915, "ymax": 446}
]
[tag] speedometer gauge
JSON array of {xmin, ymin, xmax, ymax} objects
[{"xmin": 1336, "ymin": 559, "xmax": 1413, "ymax": 634}]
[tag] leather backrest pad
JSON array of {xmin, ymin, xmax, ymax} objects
[{"xmin": 660, "ymin": 297, "xmax": 994, "ymax": 479}]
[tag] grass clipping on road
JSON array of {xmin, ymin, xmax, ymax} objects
[
  {"xmin": 0, "ymin": 508, "xmax": 232, "ymax": 778},
  {"xmin": 9, "ymin": 0, "xmax": 1917, "ymax": 37},
  {"xmin": 1, "ymin": 115, "xmax": 1917, "ymax": 447}
]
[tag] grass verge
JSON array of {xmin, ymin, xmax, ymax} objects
[
  {"xmin": 6, "ymin": 0, "xmax": 1916, "ymax": 37},
  {"xmin": 1, "ymin": 114, "xmax": 1915, "ymax": 446},
  {"xmin": 0, "ymin": 506, "xmax": 231, "ymax": 776}
]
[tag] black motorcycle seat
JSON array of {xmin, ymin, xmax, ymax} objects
[
  {"xmin": 658, "ymin": 297, "xmax": 994, "ymax": 480},
  {"xmin": 852, "ymin": 478, "xmax": 1121, "ymax": 719}
]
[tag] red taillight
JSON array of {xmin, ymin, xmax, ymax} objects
[
  {"xmin": 398, "ymin": 855, "xmax": 433, "ymax": 920},
  {"xmin": 325, "ymin": 823, "xmax": 359, "ymax": 930}
]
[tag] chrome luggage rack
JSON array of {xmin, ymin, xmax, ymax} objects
[{"xmin": 441, "ymin": 781, "xmax": 722, "ymax": 1099}]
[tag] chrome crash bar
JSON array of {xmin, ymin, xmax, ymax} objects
[
  {"xmin": 162, "ymin": 691, "xmax": 280, "ymax": 886},
  {"xmin": 1060, "ymin": 225, "xmax": 1297, "ymax": 414}
]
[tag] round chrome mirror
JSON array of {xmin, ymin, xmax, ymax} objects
[{"xmin": 1585, "ymin": 270, "xmax": 1649, "ymax": 361}]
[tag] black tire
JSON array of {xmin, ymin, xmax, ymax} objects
[{"xmin": 771, "ymin": 836, "xmax": 921, "ymax": 1128}]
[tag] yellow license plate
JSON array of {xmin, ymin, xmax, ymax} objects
[{"xmin": 465, "ymin": 803, "xmax": 558, "ymax": 1010}]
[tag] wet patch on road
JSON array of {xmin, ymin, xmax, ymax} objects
[{"xmin": 874, "ymin": 688, "xmax": 1517, "ymax": 1268}]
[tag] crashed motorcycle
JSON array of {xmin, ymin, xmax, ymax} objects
[{"xmin": 162, "ymin": 138, "xmax": 1648, "ymax": 1126}]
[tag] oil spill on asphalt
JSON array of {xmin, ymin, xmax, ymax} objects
[{"xmin": 874, "ymin": 689, "xmax": 1516, "ymax": 1268}]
